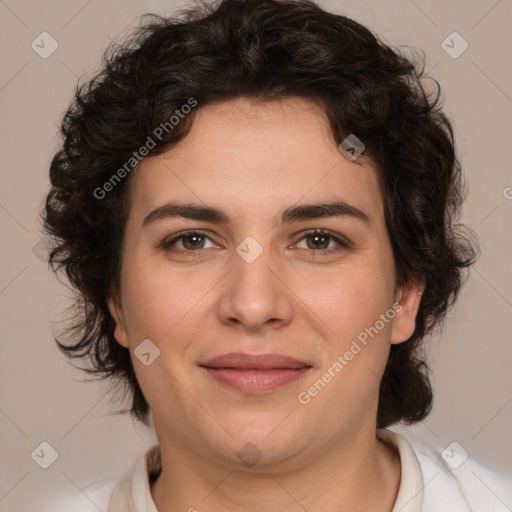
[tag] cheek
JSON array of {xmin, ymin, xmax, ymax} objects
[
  {"xmin": 298, "ymin": 267, "xmax": 395, "ymax": 420},
  {"xmin": 120, "ymin": 257, "xmax": 216, "ymax": 346},
  {"xmin": 316, "ymin": 264, "xmax": 395, "ymax": 343},
  {"xmin": 119, "ymin": 262, "xmax": 208, "ymax": 409}
]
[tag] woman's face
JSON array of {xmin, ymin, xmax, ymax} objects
[{"xmin": 109, "ymin": 97, "xmax": 421, "ymax": 470}]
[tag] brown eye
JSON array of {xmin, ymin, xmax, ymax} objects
[
  {"xmin": 181, "ymin": 233, "xmax": 206, "ymax": 250},
  {"xmin": 162, "ymin": 230, "xmax": 215, "ymax": 252},
  {"xmin": 296, "ymin": 229, "xmax": 349, "ymax": 254},
  {"xmin": 305, "ymin": 232, "xmax": 330, "ymax": 250}
]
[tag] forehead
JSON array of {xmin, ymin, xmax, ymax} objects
[{"xmin": 129, "ymin": 97, "xmax": 384, "ymax": 225}]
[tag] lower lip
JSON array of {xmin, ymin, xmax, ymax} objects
[{"xmin": 201, "ymin": 367, "xmax": 311, "ymax": 393}]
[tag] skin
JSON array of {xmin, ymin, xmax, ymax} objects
[{"xmin": 108, "ymin": 97, "xmax": 424, "ymax": 512}]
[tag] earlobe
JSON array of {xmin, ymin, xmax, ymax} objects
[
  {"xmin": 107, "ymin": 294, "xmax": 129, "ymax": 348},
  {"xmin": 390, "ymin": 277, "xmax": 425, "ymax": 345}
]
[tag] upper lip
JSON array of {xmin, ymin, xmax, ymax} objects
[{"xmin": 200, "ymin": 352, "xmax": 311, "ymax": 370}]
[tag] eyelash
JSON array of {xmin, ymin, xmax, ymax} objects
[{"xmin": 161, "ymin": 229, "xmax": 349, "ymax": 257}]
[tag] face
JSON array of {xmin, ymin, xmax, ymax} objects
[{"xmin": 109, "ymin": 97, "xmax": 422, "ymax": 470}]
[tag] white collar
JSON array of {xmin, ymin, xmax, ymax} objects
[{"xmin": 109, "ymin": 429, "xmax": 424, "ymax": 512}]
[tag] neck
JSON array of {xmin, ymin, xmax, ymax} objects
[{"xmin": 150, "ymin": 428, "xmax": 401, "ymax": 512}]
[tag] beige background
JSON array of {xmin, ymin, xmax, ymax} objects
[{"xmin": 0, "ymin": 0, "xmax": 511, "ymax": 510}]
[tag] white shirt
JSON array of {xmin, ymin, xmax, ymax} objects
[{"xmin": 44, "ymin": 429, "xmax": 512, "ymax": 511}]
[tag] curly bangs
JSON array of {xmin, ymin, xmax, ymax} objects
[{"xmin": 43, "ymin": 0, "xmax": 476, "ymax": 428}]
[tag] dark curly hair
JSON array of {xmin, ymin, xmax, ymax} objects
[{"xmin": 43, "ymin": 0, "xmax": 477, "ymax": 429}]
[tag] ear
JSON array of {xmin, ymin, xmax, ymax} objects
[
  {"xmin": 390, "ymin": 276, "xmax": 425, "ymax": 345},
  {"xmin": 107, "ymin": 292, "xmax": 129, "ymax": 348}
]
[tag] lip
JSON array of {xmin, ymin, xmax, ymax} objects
[
  {"xmin": 200, "ymin": 352, "xmax": 310, "ymax": 370},
  {"xmin": 199, "ymin": 352, "xmax": 312, "ymax": 393}
]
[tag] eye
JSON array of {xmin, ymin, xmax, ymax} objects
[
  {"xmin": 295, "ymin": 229, "xmax": 349, "ymax": 254},
  {"xmin": 161, "ymin": 228, "xmax": 349, "ymax": 257},
  {"xmin": 162, "ymin": 230, "xmax": 217, "ymax": 254}
]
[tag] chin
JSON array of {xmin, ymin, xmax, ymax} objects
[{"xmin": 210, "ymin": 413, "xmax": 312, "ymax": 467}]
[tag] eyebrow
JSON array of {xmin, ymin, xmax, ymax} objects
[{"xmin": 143, "ymin": 200, "xmax": 370, "ymax": 227}]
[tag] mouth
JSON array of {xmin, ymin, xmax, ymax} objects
[{"xmin": 199, "ymin": 352, "xmax": 312, "ymax": 393}]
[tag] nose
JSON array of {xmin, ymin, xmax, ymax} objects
[{"xmin": 217, "ymin": 245, "xmax": 294, "ymax": 333}]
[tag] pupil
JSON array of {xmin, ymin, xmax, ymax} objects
[
  {"xmin": 310, "ymin": 234, "xmax": 328, "ymax": 249},
  {"xmin": 183, "ymin": 234, "xmax": 330, "ymax": 251},
  {"xmin": 185, "ymin": 235, "xmax": 202, "ymax": 249}
]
